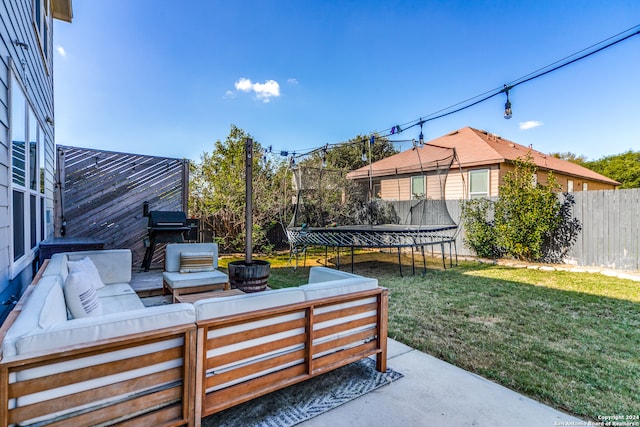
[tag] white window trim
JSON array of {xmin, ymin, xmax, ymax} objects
[
  {"xmin": 9, "ymin": 67, "xmax": 46, "ymax": 279},
  {"xmin": 469, "ymin": 168, "xmax": 490, "ymax": 199},
  {"xmin": 32, "ymin": 0, "xmax": 51, "ymax": 74},
  {"xmin": 410, "ymin": 175, "xmax": 425, "ymax": 200}
]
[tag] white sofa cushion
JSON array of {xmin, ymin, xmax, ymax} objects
[
  {"xmin": 194, "ymin": 288, "xmax": 305, "ymax": 320},
  {"xmin": 1, "ymin": 276, "xmax": 66, "ymax": 357},
  {"xmin": 99, "ymin": 294, "xmax": 145, "ymax": 314},
  {"xmin": 163, "ymin": 270, "xmax": 229, "ymax": 289},
  {"xmin": 15, "ymin": 304, "xmax": 196, "ymax": 356},
  {"xmin": 300, "ymin": 276, "xmax": 379, "ymax": 300},
  {"xmin": 42, "ymin": 253, "xmax": 70, "ymax": 283},
  {"xmin": 179, "ymin": 251, "xmax": 215, "ymax": 273},
  {"xmin": 307, "ymin": 266, "xmax": 360, "ymax": 283},
  {"xmin": 165, "ymin": 243, "xmax": 219, "ymax": 272},
  {"xmin": 67, "ymin": 256, "xmax": 106, "ymax": 289},
  {"xmin": 39, "ymin": 281, "xmax": 67, "ymax": 328},
  {"xmin": 64, "ymin": 272, "xmax": 103, "ymax": 318},
  {"xmin": 95, "ymin": 282, "xmax": 138, "ymax": 298},
  {"xmin": 67, "ymin": 249, "xmax": 132, "ymax": 285}
]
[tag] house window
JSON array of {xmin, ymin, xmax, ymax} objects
[
  {"xmin": 583, "ymin": 182, "xmax": 588, "ymax": 191},
  {"xmin": 567, "ymin": 179, "xmax": 574, "ymax": 192},
  {"xmin": 10, "ymin": 73, "xmax": 45, "ymax": 267},
  {"xmin": 372, "ymin": 183, "xmax": 381, "ymax": 199},
  {"xmin": 469, "ymin": 169, "xmax": 489, "ymax": 199},
  {"xmin": 411, "ymin": 176, "xmax": 425, "ymax": 199},
  {"xmin": 33, "ymin": 0, "xmax": 50, "ymax": 67}
]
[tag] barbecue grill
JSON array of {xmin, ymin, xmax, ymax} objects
[{"xmin": 141, "ymin": 210, "xmax": 190, "ymax": 271}]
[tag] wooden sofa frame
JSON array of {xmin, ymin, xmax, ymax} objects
[
  {"xmin": 194, "ymin": 287, "xmax": 389, "ymax": 421},
  {"xmin": 0, "ymin": 262, "xmax": 196, "ymax": 427},
  {"xmin": 0, "ymin": 263, "xmax": 389, "ymax": 426}
]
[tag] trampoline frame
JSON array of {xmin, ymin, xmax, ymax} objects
[{"xmin": 286, "ymin": 224, "xmax": 458, "ymax": 276}]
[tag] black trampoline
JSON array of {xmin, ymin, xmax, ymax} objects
[{"xmin": 285, "ymin": 142, "xmax": 462, "ymax": 275}]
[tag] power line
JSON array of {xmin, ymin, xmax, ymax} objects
[{"xmin": 273, "ymin": 24, "xmax": 640, "ymax": 159}]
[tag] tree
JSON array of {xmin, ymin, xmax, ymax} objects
[
  {"xmin": 583, "ymin": 150, "xmax": 640, "ymax": 189},
  {"xmin": 549, "ymin": 152, "xmax": 588, "ymax": 166},
  {"xmin": 189, "ymin": 125, "xmax": 291, "ymax": 253},
  {"xmin": 292, "ymin": 134, "xmax": 399, "ymax": 228},
  {"xmin": 320, "ymin": 134, "xmax": 398, "ymax": 171}
]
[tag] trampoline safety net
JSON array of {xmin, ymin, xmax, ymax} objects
[{"xmin": 285, "ymin": 144, "xmax": 460, "ymax": 267}]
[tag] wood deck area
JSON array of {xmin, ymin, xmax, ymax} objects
[{"xmin": 130, "ymin": 268, "xmax": 165, "ymax": 297}]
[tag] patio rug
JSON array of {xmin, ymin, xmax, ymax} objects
[{"xmin": 201, "ymin": 357, "xmax": 403, "ymax": 427}]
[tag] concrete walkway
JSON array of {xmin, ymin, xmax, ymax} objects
[{"xmin": 301, "ymin": 339, "xmax": 584, "ymax": 427}]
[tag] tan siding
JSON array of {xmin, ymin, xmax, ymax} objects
[
  {"xmin": 381, "ymin": 176, "xmax": 411, "ymax": 200},
  {"xmin": 490, "ymin": 167, "xmax": 500, "ymax": 196},
  {"xmin": 444, "ymin": 169, "xmax": 465, "ymax": 199}
]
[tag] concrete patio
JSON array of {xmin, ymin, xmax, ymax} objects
[{"xmin": 301, "ymin": 339, "xmax": 584, "ymax": 427}]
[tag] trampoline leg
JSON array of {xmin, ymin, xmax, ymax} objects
[
  {"xmin": 397, "ymin": 247, "xmax": 403, "ymax": 277},
  {"xmin": 449, "ymin": 241, "xmax": 453, "ymax": 268},
  {"xmin": 454, "ymin": 240, "xmax": 458, "ymax": 266},
  {"xmin": 337, "ymin": 247, "xmax": 340, "ymax": 270},
  {"xmin": 325, "ymin": 246, "xmax": 328, "ymax": 267},
  {"xmin": 351, "ymin": 246, "xmax": 354, "ymax": 274},
  {"xmin": 303, "ymin": 246, "xmax": 307, "ymax": 268},
  {"xmin": 421, "ymin": 245, "xmax": 427, "ymax": 276},
  {"xmin": 441, "ymin": 242, "xmax": 446, "ymax": 269},
  {"xmin": 411, "ymin": 247, "xmax": 415, "ymax": 276}
]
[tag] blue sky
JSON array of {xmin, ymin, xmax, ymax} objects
[{"xmin": 53, "ymin": 1, "xmax": 640, "ymax": 162}]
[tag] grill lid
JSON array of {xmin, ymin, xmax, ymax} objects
[{"xmin": 148, "ymin": 211, "xmax": 188, "ymax": 229}]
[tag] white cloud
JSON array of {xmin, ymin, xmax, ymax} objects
[
  {"xmin": 253, "ymin": 80, "xmax": 280, "ymax": 102},
  {"xmin": 234, "ymin": 78, "xmax": 253, "ymax": 92},
  {"xmin": 519, "ymin": 121, "xmax": 543, "ymax": 130},
  {"xmin": 56, "ymin": 45, "xmax": 66, "ymax": 57},
  {"xmin": 287, "ymin": 78, "xmax": 299, "ymax": 85},
  {"xmin": 231, "ymin": 78, "xmax": 281, "ymax": 103}
]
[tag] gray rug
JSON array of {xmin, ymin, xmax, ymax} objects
[{"xmin": 202, "ymin": 357, "xmax": 403, "ymax": 427}]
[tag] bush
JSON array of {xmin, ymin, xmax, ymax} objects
[
  {"xmin": 460, "ymin": 198, "xmax": 502, "ymax": 258},
  {"xmin": 461, "ymin": 154, "xmax": 581, "ymax": 262}
]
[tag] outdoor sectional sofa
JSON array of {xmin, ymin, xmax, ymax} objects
[{"xmin": 0, "ymin": 249, "xmax": 388, "ymax": 426}]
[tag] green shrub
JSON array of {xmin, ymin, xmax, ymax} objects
[
  {"xmin": 460, "ymin": 198, "xmax": 502, "ymax": 258},
  {"xmin": 461, "ymin": 154, "xmax": 581, "ymax": 262}
]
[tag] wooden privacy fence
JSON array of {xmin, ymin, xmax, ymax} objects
[
  {"xmin": 441, "ymin": 189, "xmax": 639, "ymax": 271},
  {"xmin": 568, "ymin": 189, "xmax": 639, "ymax": 271},
  {"xmin": 56, "ymin": 146, "xmax": 189, "ymax": 268}
]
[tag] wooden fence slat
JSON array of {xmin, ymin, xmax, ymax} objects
[{"xmin": 57, "ymin": 146, "xmax": 189, "ymax": 268}]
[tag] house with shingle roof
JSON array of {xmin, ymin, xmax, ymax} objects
[{"xmin": 347, "ymin": 126, "xmax": 619, "ymax": 200}]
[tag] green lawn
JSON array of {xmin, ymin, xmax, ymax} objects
[{"xmin": 220, "ymin": 250, "xmax": 640, "ymax": 419}]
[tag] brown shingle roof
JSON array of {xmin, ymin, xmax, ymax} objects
[{"xmin": 348, "ymin": 126, "xmax": 620, "ymax": 186}]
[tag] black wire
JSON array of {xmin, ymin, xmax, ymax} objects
[
  {"xmin": 280, "ymin": 25, "xmax": 640, "ymax": 159},
  {"xmin": 381, "ymin": 25, "xmax": 640, "ymax": 137}
]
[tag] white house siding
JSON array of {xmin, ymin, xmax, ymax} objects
[{"xmin": 1, "ymin": 0, "xmax": 57, "ymax": 315}]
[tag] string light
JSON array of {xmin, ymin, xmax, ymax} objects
[
  {"xmin": 361, "ymin": 141, "xmax": 367, "ymax": 162},
  {"xmin": 418, "ymin": 120, "xmax": 425, "ymax": 145},
  {"xmin": 503, "ymin": 85, "xmax": 513, "ymax": 120}
]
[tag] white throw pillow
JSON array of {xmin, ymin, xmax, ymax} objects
[
  {"xmin": 64, "ymin": 272, "xmax": 103, "ymax": 318},
  {"xmin": 67, "ymin": 256, "xmax": 105, "ymax": 289}
]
